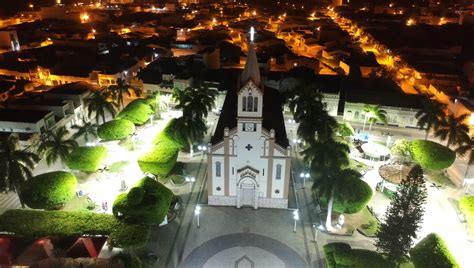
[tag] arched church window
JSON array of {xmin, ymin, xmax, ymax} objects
[
  {"xmin": 247, "ymin": 95, "xmax": 253, "ymax": 111},
  {"xmin": 216, "ymin": 161, "xmax": 221, "ymax": 177},
  {"xmin": 276, "ymin": 164, "xmax": 282, "ymax": 180},
  {"xmin": 254, "ymin": 97, "xmax": 258, "ymax": 111},
  {"xmin": 242, "ymin": 97, "xmax": 247, "ymax": 111}
]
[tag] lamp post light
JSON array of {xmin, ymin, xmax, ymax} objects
[
  {"xmin": 197, "ymin": 145, "xmax": 207, "ymax": 156},
  {"xmin": 194, "ymin": 205, "xmax": 201, "ymax": 228},
  {"xmin": 312, "ymin": 224, "xmax": 324, "ymax": 242},
  {"xmin": 293, "ymin": 210, "xmax": 299, "ymax": 233},
  {"xmin": 300, "ymin": 172, "xmax": 310, "ymax": 189},
  {"xmin": 186, "ymin": 176, "xmax": 196, "ymax": 192}
]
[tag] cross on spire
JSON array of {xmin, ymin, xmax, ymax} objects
[{"xmin": 250, "ymin": 26, "xmax": 255, "ymax": 43}]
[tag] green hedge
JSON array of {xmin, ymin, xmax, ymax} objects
[
  {"xmin": 410, "ymin": 233, "xmax": 459, "ymax": 268},
  {"xmin": 21, "ymin": 171, "xmax": 77, "ymax": 210},
  {"xmin": 409, "ymin": 140, "xmax": 455, "ymax": 170},
  {"xmin": 459, "ymin": 195, "xmax": 474, "ymax": 229},
  {"xmin": 138, "ymin": 140, "xmax": 179, "ymax": 176},
  {"xmin": 97, "ymin": 119, "xmax": 135, "ymax": 141},
  {"xmin": 152, "ymin": 118, "xmax": 186, "ymax": 149},
  {"xmin": 65, "ymin": 146, "xmax": 108, "ymax": 172},
  {"xmin": 113, "ymin": 177, "xmax": 174, "ymax": 225},
  {"xmin": 117, "ymin": 99, "xmax": 154, "ymax": 125},
  {"xmin": 320, "ymin": 177, "xmax": 373, "ymax": 214},
  {"xmin": 0, "ymin": 210, "xmax": 149, "ymax": 248},
  {"xmin": 323, "ymin": 243, "xmax": 394, "ymax": 268}
]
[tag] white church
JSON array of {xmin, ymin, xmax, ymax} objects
[{"xmin": 206, "ymin": 40, "xmax": 292, "ymax": 209}]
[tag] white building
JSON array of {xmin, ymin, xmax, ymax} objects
[{"xmin": 207, "ymin": 44, "xmax": 292, "ymax": 209}]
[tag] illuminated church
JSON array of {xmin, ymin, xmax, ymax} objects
[{"xmin": 206, "ymin": 33, "xmax": 291, "ymax": 209}]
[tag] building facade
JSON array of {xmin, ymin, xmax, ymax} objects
[{"xmin": 207, "ymin": 45, "xmax": 291, "ymax": 209}]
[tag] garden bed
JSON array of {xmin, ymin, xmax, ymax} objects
[
  {"xmin": 97, "ymin": 119, "xmax": 135, "ymax": 141},
  {"xmin": 459, "ymin": 196, "xmax": 474, "ymax": 241},
  {"xmin": 378, "ymin": 164, "xmax": 413, "ymax": 184},
  {"xmin": 0, "ymin": 210, "xmax": 149, "ymax": 248},
  {"xmin": 345, "ymin": 206, "xmax": 380, "ymax": 237},
  {"xmin": 117, "ymin": 99, "xmax": 154, "ymax": 125}
]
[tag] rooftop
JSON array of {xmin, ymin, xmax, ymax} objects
[{"xmin": 0, "ymin": 108, "xmax": 51, "ymax": 123}]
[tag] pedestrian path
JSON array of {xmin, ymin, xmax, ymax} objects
[{"xmin": 0, "ymin": 193, "xmax": 22, "ymax": 214}]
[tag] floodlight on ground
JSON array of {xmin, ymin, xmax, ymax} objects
[
  {"xmin": 293, "ymin": 210, "xmax": 299, "ymax": 232},
  {"xmin": 195, "ymin": 205, "xmax": 201, "ymax": 228}
]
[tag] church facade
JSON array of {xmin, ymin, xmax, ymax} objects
[{"xmin": 207, "ymin": 45, "xmax": 292, "ymax": 209}]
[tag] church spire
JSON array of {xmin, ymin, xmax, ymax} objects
[{"xmin": 241, "ymin": 27, "xmax": 261, "ymax": 86}]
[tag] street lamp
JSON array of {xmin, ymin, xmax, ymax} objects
[
  {"xmin": 197, "ymin": 145, "xmax": 207, "ymax": 156},
  {"xmin": 293, "ymin": 210, "xmax": 299, "ymax": 233},
  {"xmin": 186, "ymin": 176, "xmax": 196, "ymax": 192},
  {"xmin": 194, "ymin": 205, "xmax": 201, "ymax": 228},
  {"xmin": 300, "ymin": 172, "xmax": 310, "ymax": 189},
  {"xmin": 312, "ymin": 224, "xmax": 324, "ymax": 242}
]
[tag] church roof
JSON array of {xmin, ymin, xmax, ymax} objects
[
  {"xmin": 210, "ymin": 86, "xmax": 289, "ymax": 148},
  {"xmin": 240, "ymin": 44, "xmax": 261, "ymax": 86}
]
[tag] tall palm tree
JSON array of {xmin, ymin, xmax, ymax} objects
[
  {"xmin": 173, "ymin": 86, "xmax": 218, "ymax": 120},
  {"xmin": 302, "ymin": 139, "xmax": 350, "ymax": 174},
  {"xmin": 71, "ymin": 116, "xmax": 98, "ymax": 143},
  {"xmin": 337, "ymin": 121, "xmax": 355, "ymax": 140},
  {"xmin": 435, "ymin": 113, "xmax": 471, "ymax": 150},
  {"xmin": 415, "ymin": 95, "xmax": 446, "ymax": 140},
  {"xmin": 171, "ymin": 116, "xmax": 207, "ymax": 157},
  {"xmin": 312, "ymin": 168, "xmax": 361, "ymax": 230},
  {"xmin": 363, "ymin": 104, "xmax": 387, "ymax": 133},
  {"xmin": 288, "ymin": 83, "xmax": 324, "ymax": 123},
  {"xmin": 38, "ymin": 126, "xmax": 78, "ymax": 168},
  {"xmin": 0, "ymin": 134, "xmax": 39, "ymax": 207},
  {"xmin": 107, "ymin": 79, "xmax": 130, "ymax": 109},
  {"xmin": 85, "ymin": 91, "xmax": 118, "ymax": 124}
]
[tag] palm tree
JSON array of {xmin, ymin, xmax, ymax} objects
[
  {"xmin": 173, "ymin": 86, "xmax": 218, "ymax": 120},
  {"xmin": 107, "ymin": 79, "xmax": 130, "ymax": 109},
  {"xmin": 415, "ymin": 95, "xmax": 446, "ymax": 140},
  {"xmin": 38, "ymin": 126, "xmax": 78, "ymax": 168},
  {"xmin": 171, "ymin": 116, "xmax": 207, "ymax": 157},
  {"xmin": 85, "ymin": 91, "xmax": 118, "ymax": 124},
  {"xmin": 363, "ymin": 104, "xmax": 387, "ymax": 133},
  {"xmin": 312, "ymin": 167, "xmax": 361, "ymax": 230},
  {"xmin": 288, "ymin": 83, "xmax": 324, "ymax": 123},
  {"xmin": 302, "ymin": 139, "xmax": 350, "ymax": 173},
  {"xmin": 0, "ymin": 134, "xmax": 39, "ymax": 207},
  {"xmin": 337, "ymin": 121, "xmax": 355, "ymax": 140},
  {"xmin": 435, "ymin": 113, "xmax": 471, "ymax": 150},
  {"xmin": 71, "ymin": 116, "xmax": 98, "ymax": 143}
]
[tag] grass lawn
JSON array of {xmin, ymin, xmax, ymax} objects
[
  {"xmin": 348, "ymin": 159, "xmax": 372, "ymax": 174},
  {"xmin": 108, "ymin": 160, "xmax": 130, "ymax": 173},
  {"xmin": 62, "ymin": 196, "xmax": 97, "ymax": 212},
  {"xmin": 425, "ymin": 169, "xmax": 455, "ymax": 188},
  {"xmin": 345, "ymin": 207, "xmax": 380, "ymax": 237}
]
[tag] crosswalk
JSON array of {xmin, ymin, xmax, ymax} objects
[{"xmin": 0, "ymin": 192, "xmax": 22, "ymax": 215}]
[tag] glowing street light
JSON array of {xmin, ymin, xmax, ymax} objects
[
  {"xmin": 197, "ymin": 145, "xmax": 207, "ymax": 156},
  {"xmin": 300, "ymin": 172, "xmax": 310, "ymax": 189},
  {"xmin": 293, "ymin": 210, "xmax": 299, "ymax": 232},
  {"xmin": 186, "ymin": 176, "xmax": 196, "ymax": 192},
  {"xmin": 194, "ymin": 205, "xmax": 201, "ymax": 228}
]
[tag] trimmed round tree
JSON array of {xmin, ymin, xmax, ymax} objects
[
  {"xmin": 113, "ymin": 177, "xmax": 174, "ymax": 225},
  {"xmin": 117, "ymin": 99, "xmax": 154, "ymax": 125},
  {"xmin": 97, "ymin": 119, "xmax": 135, "ymax": 141},
  {"xmin": 21, "ymin": 171, "xmax": 77, "ymax": 210},
  {"xmin": 319, "ymin": 176, "xmax": 373, "ymax": 214},
  {"xmin": 410, "ymin": 233, "xmax": 459, "ymax": 268},
  {"xmin": 409, "ymin": 140, "xmax": 455, "ymax": 170},
  {"xmin": 65, "ymin": 146, "xmax": 108, "ymax": 172}
]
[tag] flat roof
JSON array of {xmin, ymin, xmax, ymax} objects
[
  {"xmin": 0, "ymin": 108, "xmax": 51, "ymax": 123},
  {"xmin": 46, "ymin": 82, "xmax": 95, "ymax": 95}
]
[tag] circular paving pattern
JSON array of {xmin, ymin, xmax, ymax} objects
[{"xmin": 180, "ymin": 233, "xmax": 307, "ymax": 268}]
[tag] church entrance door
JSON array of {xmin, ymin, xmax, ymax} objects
[{"xmin": 241, "ymin": 185, "xmax": 254, "ymax": 207}]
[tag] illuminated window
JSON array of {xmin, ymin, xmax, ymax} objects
[
  {"xmin": 216, "ymin": 161, "xmax": 221, "ymax": 177},
  {"xmin": 247, "ymin": 95, "xmax": 253, "ymax": 111},
  {"xmin": 276, "ymin": 164, "xmax": 282, "ymax": 180}
]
